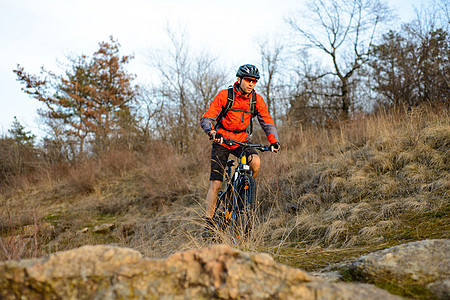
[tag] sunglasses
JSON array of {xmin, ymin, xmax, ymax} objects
[{"xmin": 243, "ymin": 77, "xmax": 258, "ymax": 84}]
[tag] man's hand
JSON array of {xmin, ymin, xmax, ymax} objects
[
  {"xmin": 270, "ymin": 142, "xmax": 280, "ymax": 153},
  {"xmin": 209, "ymin": 131, "xmax": 223, "ymax": 144}
]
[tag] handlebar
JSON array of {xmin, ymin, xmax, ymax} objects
[
  {"xmin": 209, "ymin": 135, "xmax": 271, "ymax": 152},
  {"xmin": 222, "ymin": 138, "xmax": 270, "ymax": 152}
]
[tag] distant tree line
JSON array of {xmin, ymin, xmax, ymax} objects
[{"xmin": 1, "ymin": 0, "xmax": 448, "ymax": 182}]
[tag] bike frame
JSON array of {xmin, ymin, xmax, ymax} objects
[{"xmin": 214, "ymin": 138, "xmax": 269, "ymax": 240}]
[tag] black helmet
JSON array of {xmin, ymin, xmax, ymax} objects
[{"xmin": 236, "ymin": 64, "xmax": 260, "ymax": 79}]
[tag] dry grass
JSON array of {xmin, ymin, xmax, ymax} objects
[
  {"xmin": 0, "ymin": 105, "xmax": 449, "ymax": 273},
  {"xmin": 245, "ymin": 105, "xmax": 449, "ymax": 257}
]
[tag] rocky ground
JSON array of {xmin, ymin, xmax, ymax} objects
[{"xmin": 1, "ymin": 239, "xmax": 448, "ymax": 299}]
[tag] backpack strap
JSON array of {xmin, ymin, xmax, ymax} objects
[
  {"xmin": 225, "ymin": 87, "xmax": 235, "ymax": 114},
  {"xmin": 215, "ymin": 87, "xmax": 234, "ymax": 131},
  {"xmin": 250, "ymin": 93, "xmax": 256, "ymax": 117},
  {"xmin": 248, "ymin": 93, "xmax": 257, "ymax": 135}
]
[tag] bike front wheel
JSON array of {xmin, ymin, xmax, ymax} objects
[
  {"xmin": 233, "ymin": 175, "xmax": 256, "ymax": 239},
  {"xmin": 213, "ymin": 190, "xmax": 231, "ymax": 233}
]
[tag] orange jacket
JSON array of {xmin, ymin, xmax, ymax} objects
[{"xmin": 200, "ymin": 83, "xmax": 279, "ymax": 149}]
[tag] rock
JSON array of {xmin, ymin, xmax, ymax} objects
[
  {"xmin": 77, "ymin": 227, "xmax": 89, "ymax": 234},
  {"xmin": 0, "ymin": 244, "xmax": 401, "ymax": 299},
  {"xmin": 92, "ymin": 223, "xmax": 115, "ymax": 233},
  {"xmin": 427, "ymin": 279, "xmax": 450, "ymax": 300},
  {"xmin": 311, "ymin": 271, "xmax": 343, "ymax": 282},
  {"xmin": 349, "ymin": 239, "xmax": 450, "ymax": 299}
]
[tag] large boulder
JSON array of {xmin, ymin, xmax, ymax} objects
[
  {"xmin": 0, "ymin": 244, "xmax": 400, "ymax": 299},
  {"xmin": 349, "ymin": 239, "xmax": 450, "ymax": 299}
]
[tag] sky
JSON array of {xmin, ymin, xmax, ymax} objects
[{"xmin": 0, "ymin": 0, "xmax": 424, "ymax": 139}]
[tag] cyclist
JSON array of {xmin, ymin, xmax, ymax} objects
[{"xmin": 200, "ymin": 64, "xmax": 280, "ymax": 238}]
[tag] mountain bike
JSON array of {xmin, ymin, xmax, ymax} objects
[{"xmin": 211, "ymin": 138, "xmax": 270, "ymax": 243}]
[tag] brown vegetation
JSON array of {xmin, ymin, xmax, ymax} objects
[{"xmin": 1, "ymin": 105, "xmax": 448, "ymax": 271}]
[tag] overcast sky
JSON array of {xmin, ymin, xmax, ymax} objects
[{"xmin": 0, "ymin": 0, "xmax": 423, "ymax": 138}]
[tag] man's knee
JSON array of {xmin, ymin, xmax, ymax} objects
[
  {"xmin": 209, "ymin": 180, "xmax": 222, "ymax": 192},
  {"xmin": 249, "ymin": 154, "xmax": 261, "ymax": 171}
]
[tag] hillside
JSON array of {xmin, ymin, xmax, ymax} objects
[{"xmin": 1, "ymin": 106, "xmax": 449, "ymax": 277}]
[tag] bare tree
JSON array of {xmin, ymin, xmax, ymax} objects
[
  {"xmin": 190, "ymin": 54, "xmax": 228, "ymax": 124},
  {"xmin": 148, "ymin": 27, "xmax": 193, "ymax": 150},
  {"xmin": 369, "ymin": 1, "xmax": 450, "ymax": 109},
  {"xmin": 147, "ymin": 27, "xmax": 227, "ymax": 151},
  {"xmin": 259, "ymin": 38, "xmax": 285, "ymax": 123},
  {"xmin": 287, "ymin": 0, "xmax": 392, "ymax": 119},
  {"xmin": 410, "ymin": 0, "xmax": 449, "ymax": 36}
]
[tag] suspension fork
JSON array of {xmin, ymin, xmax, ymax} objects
[{"xmin": 231, "ymin": 151, "xmax": 253, "ymax": 214}]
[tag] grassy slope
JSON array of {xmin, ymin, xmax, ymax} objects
[
  {"xmin": 258, "ymin": 107, "xmax": 450, "ymax": 271},
  {"xmin": 1, "ymin": 106, "xmax": 449, "ymax": 279}
]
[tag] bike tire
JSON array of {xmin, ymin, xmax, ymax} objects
[
  {"xmin": 213, "ymin": 190, "xmax": 231, "ymax": 232},
  {"xmin": 233, "ymin": 175, "xmax": 256, "ymax": 239}
]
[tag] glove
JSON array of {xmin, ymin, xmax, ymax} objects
[
  {"xmin": 209, "ymin": 131, "xmax": 223, "ymax": 144},
  {"xmin": 270, "ymin": 142, "xmax": 280, "ymax": 153}
]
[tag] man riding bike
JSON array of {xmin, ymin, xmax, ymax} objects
[{"xmin": 200, "ymin": 64, "xmax": 280, "ymax": 238}]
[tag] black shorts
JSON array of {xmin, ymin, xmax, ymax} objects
[{"xmin": 210, "ymin": 142, "xmax": 258, "ymax": 181}]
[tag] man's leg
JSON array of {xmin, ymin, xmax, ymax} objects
[
  {"xmin": 203, "ymin": 180, "xmax": 222, "ymax": 238},
  {"xmin": 249, "ymin": 154, "xmax": 261, "ymax": 178},
  {"xmin": 205, "ymin": 180, "xmax": 222, "ymax": 218},
  {"xmin": 203, "ymin": 144, "xmax": 228, "ymax": 238}
]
